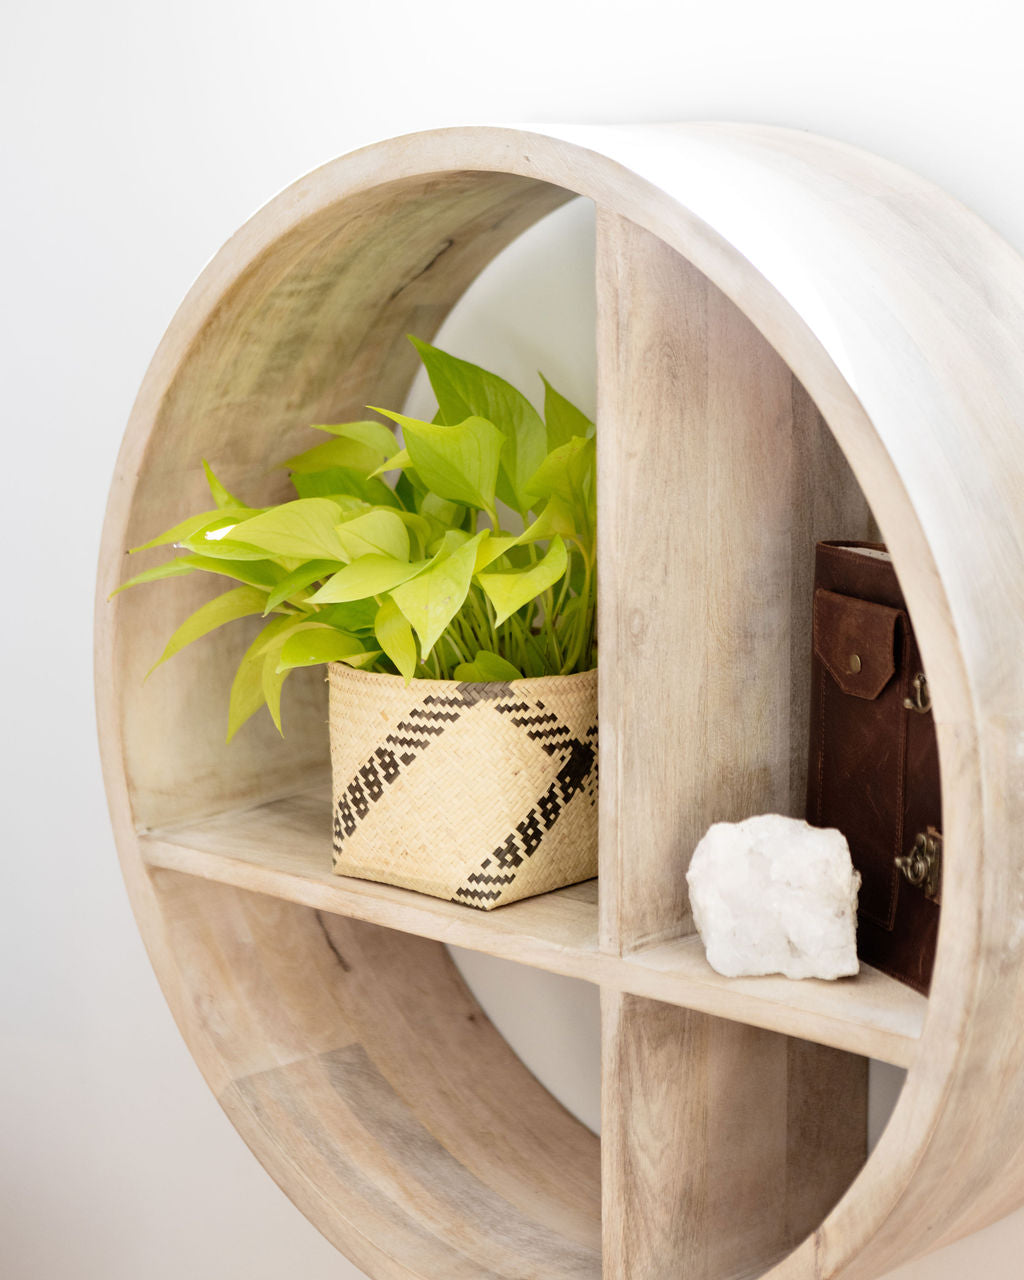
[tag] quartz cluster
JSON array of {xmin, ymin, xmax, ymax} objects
[{"xmin": 686, "ymin": 814, "xmax": 861, "ymax": 980}]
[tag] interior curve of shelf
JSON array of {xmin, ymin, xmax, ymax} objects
[
  {"xmin": 95, "ymin": 124, "xmax": 1024, "ymax": 1280},
  {"xmin": 100, "ymin": 166, "xmax": 606, "ymax": 1280}
]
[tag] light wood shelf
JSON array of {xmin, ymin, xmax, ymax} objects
[
  {"xmin": 97, "ymin": 124, "xmax": 1024, "ymax": 1279},
  {"xmin": 142, "ymin": 786, "xmax": 925, "ymax": 1068}
]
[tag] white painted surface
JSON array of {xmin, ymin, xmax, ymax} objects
[{"xmin": 3, "ymin": 2, "xmax": 1024, "ymax": 1276}]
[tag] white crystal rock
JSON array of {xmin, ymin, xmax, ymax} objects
[{"xmin": 686, "ymin": 814, "xmax": 861, "ymax": 980}]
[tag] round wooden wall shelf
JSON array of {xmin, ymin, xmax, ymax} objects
[{"xmin": 96, "ymin": 124, "xmax": 1024, "ymax": 1278}]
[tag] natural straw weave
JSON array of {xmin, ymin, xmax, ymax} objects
[{"xmin": 328, "ymin": 664, "xmax": 598, "ymax": 909}]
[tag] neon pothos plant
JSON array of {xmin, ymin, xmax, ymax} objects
[{"xmin": 117, "ymin": 337, "xmax": 597, "ymax": 739}]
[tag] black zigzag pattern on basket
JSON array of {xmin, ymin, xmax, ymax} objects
[
  {"xmin": 332, "ymin": 682, "xmax": 514, "ymax": 854},
  {"xmin": 451, "ymin": 728, "xmax": 598, "ymax": 907},
  {"xmin": 582, "ymin": 724, "xmax": 599, "ymax": 807},
  {"xmin": 494, "ymin": 698, "xmax": 574, "ymax": 754}
]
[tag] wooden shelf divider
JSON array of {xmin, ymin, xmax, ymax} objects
[{"xmin": 594, "ymin": 210, "xmax": 873, "ymax": 1278}]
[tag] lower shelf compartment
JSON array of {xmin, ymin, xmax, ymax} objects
[{"xmin": 140, "ymin": 786, "xmax": 927, "ymax": 1067}]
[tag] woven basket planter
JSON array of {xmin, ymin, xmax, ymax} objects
[{"xmin": 327, "ymin": 664, "xmax": 598, "ymax": 909}]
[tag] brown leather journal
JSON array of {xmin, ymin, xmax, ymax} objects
[{"xmin": 806, "ymin": 541, "xmax": 941, "ymax": 993}]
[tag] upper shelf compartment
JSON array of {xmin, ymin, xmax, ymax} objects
[{"xmin": 103, "ymin": 168, "xmax": 575, "ymax": 834}]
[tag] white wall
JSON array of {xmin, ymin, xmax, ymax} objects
[{"xmin": 3, "ymin": 1, "xmax": 1023, "ymax": 1276}]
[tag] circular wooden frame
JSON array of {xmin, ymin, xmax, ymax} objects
[{"xmin": 96, "ymin": 124, "xmax": 1024, "ymax": 1279}]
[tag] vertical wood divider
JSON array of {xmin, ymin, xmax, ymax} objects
[{"xmin": 595, "ymin": 211, "xmax": 871, "ymax": 1278}]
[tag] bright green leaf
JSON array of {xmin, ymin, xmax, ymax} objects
[
  {"xmin": 291, "ymin": 466, "xmax": 399, "ymax": 508},
  {"xmin": 261, "ymin": 649, "xmax": 289, "ymax": 734},
  {"xmin": 426, "ymin": 527, "xmax": 475, "ymax": 559},
  {"xmin": 394, "ymin": 469, "xmax": 418, "ymax": 509},
  {"xmin": 258, "ymin": 622, "xmax": 381, "ymax": 731},
  {"xmin": 419, "ymin": 492, "xmax": 463, "ymax": 528},
  {"xmin": 568, "ymin": 551, "xmax": 588, "ymax": 596},
  {"xmin": 276, "ymin": 627, "xmax": 368, "ymax": 672},
  {"xmin": 478, "ymin": 535, "xmax": 568, "ymax": 627},
  {"xmin": 409, "ymin": 336, "xmax": 546, "ymax": 511},
  {"xmin": 437, "ymin": 528, "xmax": 474, "ymax": 552},
  {"xmin": 226, "ymin": 616, "xmax": 295, "ymax": 741},
  {"xmin": 390, "ymin": 533, "xmax": 485, "ymax": 659},
  {"xmin": 130, "ymin": 507, "xmax": 254, "ymax": 553},
  {"xmin": 392, "ymin": 510, "xmax": 433, "ymax": 560},
  {"xmin": 494, "ymin": 466, "xmax": 522, "ymax": 516},
  {"xmin": 374, "ymin": 597, "xmax": 418, "ymax": 682},
  {"xmin": 110, "ymin": 557, "xmax": 196, "ymax": 597},
  {"xmin": 520, "ymin": 494, "xmax": 578, "ymax": 543},
  {"xmin": 313, "ymin": 600, "xmax": 379, "ymax": 632},
  {"xmin": 284, "ymin": 435, "xmax": 388, "ymax": 475},
  {"xmin": 501, "ymin": 542, "xmax": 535, "ymax": 569},
  {"xmin": 555, "ymin": 591, "xmax": 587, "ymax": 632},
  {"xmin": 260, "ymin": 621, "xmax": 320, "ymax": 734},
  {"xmin": 334, "ymin": 648, "xmax": 381, "ymax": 669},
  {"xmin": 309, "ymin": 555, "xmax": 428, "ymax": 604},
  {"xmin": 334, "ymin": 509, "xmax": 410, "ymax": 562},
  {"xmin": 242, "ymin": 618, "xmax": 345, "ymax": 736},
  {"xmin": 182, "ymin": 555, "xmax": 284, "ymax": 590},
  {"xmin": 179, "ymin": 523, "xmax": 285, "ymax": 562},
  {"xmin": 453, "ymin": 650, "xmax": 523, "ymax": 682},
  {"xmin": 524, "ymin": 436, "xmax": 596, "ymax": 534},
  {"xmin": 372, "ymin": 409, "xmax": 504, "ymax": 514},
  {"xmin": 263, "ymin": 560, "xmax": 341, "ymax": 612},
  {"xmin": 223, "ymin": 499, "xmax": 349, "ymax": 561},
  {"xmin": 474, "ymin": 532, "xmax": 520, "ymax": 572},
  {"xmin": 309, "ymin": 420, "xmax": 397, "ymax": 454},
  {"xmin": 541, "ymin": 376, "xmax": 594, "ymax": 449},
  {"xmin": 407, "ymin": 336, "xmax": 475, "ymax": 423},
  {"xmin": 368, "ymin": 446, "xmax": 412, "ymax": 480},
  {"xmin": 150, "ymin": 585, "xmax": 269, "ymax": 677},
  {"xmin": 202, "ymin": 460, "xmax": 246, "ymax": 510}
]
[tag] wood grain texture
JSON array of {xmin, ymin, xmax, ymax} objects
[
  {"xmin": 596, "ymin": 214, "xmax": 874, "ymax": 955},
  {"xmin": 602, "ymin": 993, "xmax": 866, "ymax": 1279},
  {"xmin": 141, "ymin": 789, "xmax": 925, "ymax": 1067},
  {"xmin": 95, "ymin": 122, "xmax": 1024, "ymax": 1279},
  {"xmin": 154, "ymin": 868, "xmax": 600, "ymax": 1279},
  {"xmin": 593, "ymin": 218, "xmax": 874, "ymax": 1277}
]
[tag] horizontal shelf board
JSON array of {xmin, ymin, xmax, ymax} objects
[
  {"xmin": 624, "ymin": 938, "xmax": 923, "ymax": 1069},
  {"xmin": 140, "ymin": 788, "xmax": 926, "ymax": 1067}
]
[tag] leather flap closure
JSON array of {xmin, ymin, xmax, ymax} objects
[{"xmin": 813, "ymin": 588, "xmax": 902, "ymax": 699}]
